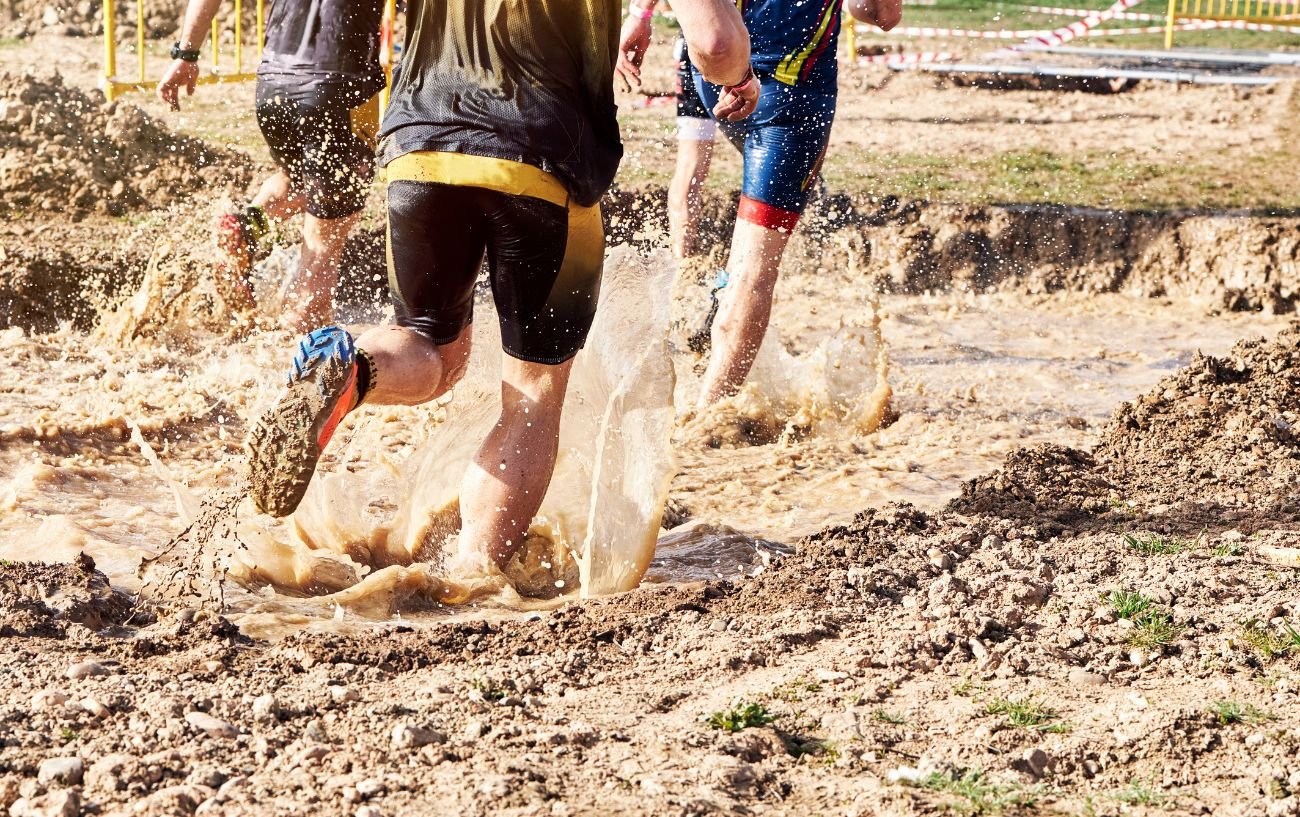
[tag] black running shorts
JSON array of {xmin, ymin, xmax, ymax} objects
[
  {"xmin": 255, "ymin": 79, "xmax": 377, "ymax": 220},
  {"xmin": 384, "ymin": 152, "xmax": 604, "ymax": 365}
]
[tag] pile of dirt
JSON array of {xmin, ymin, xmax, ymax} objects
[
  {"xmin": 1097, "ymin": 326, "xmax": 1300, "ymax": 510},
  {"xmin": 0, "ymin": 554, "xmax": 144, "ymax": 637},
  {"xmin": 605, "ymin": 186, "xmax": 1300, "ymax": 312},
  {"xmin": 953, "ymin": 324, "xmax": 1300, "ymax": 533},
  {"xmin": 0, "ymin": 72, "xmax": 253, "ymax": 215},
  {"xmin": 0, "ymin": 0, "xmax": 255, "ymax": 41}
]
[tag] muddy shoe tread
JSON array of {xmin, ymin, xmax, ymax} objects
[{"xmin": 245, "ymin": 332, "xmax": 351, "ymax": 517}]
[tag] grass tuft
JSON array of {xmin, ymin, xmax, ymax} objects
[
  {"xmin": 1126, "ymin": 614, "xmax": 1185, "ymax": 650},
  {"xmin": 1209, "ymin": 700, "xmax": 1276, "ymax": 726},
  {"xmin": 1107, "ymin": 590, "xmax": 1155, "ymax": 620},
  {"xmin": 470, "ymin": 677, "xmax": 508, "ymax": 702},
  {"xmin": 1111, "ymin": 778, "xmax": 1172, "ymax": 807},
  {"xmin": 1241, "ymin": 619, "xmax": 1300, "ymax": 660},
  {"xmin": 706, "ymin": 701, "xmax": 776, "ymax": 732},
  {"xmin": 1123, "ymin": 532, "xmax": 1193, "ymax": 556},
  {"xmin": 984, "ymin": 697, "xmax": 1067, "ymax": 732},
  {"xmin": 873, "ymin": 709, "xmax": 908, "ymax": 725},
  {"xmin": 911, "ymin": 769, "xmax": 1042, "ymax": 815},
  {"xmin": 1107, "ymin": 590, "xmax": 1184, "ymax": 650}
]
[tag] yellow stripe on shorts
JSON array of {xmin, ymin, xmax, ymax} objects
[{"xmin": 385, "ymin": 151, "xmax": 570, "ymax": 209}]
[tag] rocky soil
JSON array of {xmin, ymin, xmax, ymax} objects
[
  {"xmin": 3, "ymin": 324, "xmax": 1300, "ymax": 816},
  {"xmin": 1, "ymin": 0, "xmax": 257, "ymax": 42}
]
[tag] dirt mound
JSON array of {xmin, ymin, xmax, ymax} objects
[
  {"xmin": 0, "ymin": 553, "xmax": 144, "ymax": 637},
  {"xmin": 948, "ymin": 324, "xmax": 1300, "ymax": 544},
  {"xmin": 0, "ymin": 72, "xmax": 253, "ymax": 215},
  {"xmin": 0, "ymin": 0, "xmax": 254, "ymax": 40},
  {"xmin": 1097, "ymin": 325, "xmax": 1300, "ymax": 510},
  {"xmin": 604, "ymin": 187, "xmax": 1300, "ymax": 311}
]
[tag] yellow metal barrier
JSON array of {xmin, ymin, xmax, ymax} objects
[
  {"xmin": 1165, "ymin": 0, "xmax": 1300, "ymax": 46},
  {"xmin": 101, "ymin": 0, "xmax": 395, "ymax": 104}
]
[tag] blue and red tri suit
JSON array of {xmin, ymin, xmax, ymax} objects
[{"xmin": 692, "ymin": 0, "xmax": 841, "ymax": 230}]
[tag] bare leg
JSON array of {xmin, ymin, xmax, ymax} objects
[
  {"xmin": 352, "ymin": 324, "xmax": 473, "ymax": 407},
  {"xmin": 697, "ymin": 218, "xmax": 794, "ymax": 405},
  {"xmin": 458, "ymin": 355, "xmax": 574, "ymax": 569},
  {"xmin": 250, "ymin": 169, "xmax": 306, "ymax": 221},
  {"xmin": 668, "ymin": 137, "xmax": 714, "ymax": 259},
  {"xmin": 280, "ymin": 211, "xmax": 362, "ymax": 332}
]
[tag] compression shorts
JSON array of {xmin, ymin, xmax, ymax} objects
[{"xmin": 384, "ymin": 152, "xmax": 604, "ymax": 365}]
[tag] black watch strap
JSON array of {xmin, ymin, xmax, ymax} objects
[{"xmin": 171, "ymin": 42, "xmax": 200, "ymax": 62}]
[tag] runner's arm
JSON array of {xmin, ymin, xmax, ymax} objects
[
  {"xmin": 673, "ymin": 0, "xmax": 751, "ymax": 87},
  {"xmin": 846, "ymin": 0, "xmax": 902, "ymax": 31},
  {"xmin": 674, "ymin": 0, "xmax": 756, "ymax": 120},
  {"xmin": 615, "ymin": 0, "xmax": 657, "ymax": 90},
  {"xmin": 156, "ymin": 0, "xmax": 224, "ymax": 110}
]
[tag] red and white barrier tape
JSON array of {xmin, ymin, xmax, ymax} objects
[
  {"xmin": 1024, "ymin": 5, "xmax": 1166, "ymax": 21},
  {"xmin": 855, "ymin": 21, "xmax": 1220, "ymax": 37},
  {"xmin": 857, "ymin": 50, "xmax": 956, "ymax": 64},
  {"xmin": 861, "ymin": 25, "xmax": 1056, "ymax": 38},
  {"xmin": 1012, "ymin": 0, "xmax": 1149, "ymax": 48}
]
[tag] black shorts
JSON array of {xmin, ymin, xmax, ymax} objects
[
  {"xmin": 254, "ymin": 79, "xmax": 377, "ymax": 219},
  {"xmin": 385, "ymin": 152, "xmax": 604, "ymax": 365},
  {"xmin": 674, "ymin": 38, "xmax": 710, "ymax": 120}
]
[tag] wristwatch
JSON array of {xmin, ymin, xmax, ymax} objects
[{"xmin": 170, "ymin": 42, "xmax": 201, "ymax": 62}]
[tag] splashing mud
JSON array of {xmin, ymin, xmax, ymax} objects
[{"xmin": 119, "ymin": 247, "xmax": 682, "ymax": 632}]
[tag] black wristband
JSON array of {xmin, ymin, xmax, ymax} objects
[{"xmin": 171, "ymin": 42, "xmax": 200, "ymax": 62}]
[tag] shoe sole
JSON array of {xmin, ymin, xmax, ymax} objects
[
  {"xmin": 245, "ymin": 333, "xmax": 353, "ymax": 517},
  {"xmin": 214, "ymin": 215, "xmax": 259, "ymax": 314}
]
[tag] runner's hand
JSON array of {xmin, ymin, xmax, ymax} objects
[
  {"xmin": 157, "ymin": 60, "xmax": 199, "ymax": 111},
  {"xmin": 615, "ymin": 13, "xmax": 653, "ymax": 92},
  {"xmin": 712, "ymin": 68, "xmax": 759, "ymax": 122}
]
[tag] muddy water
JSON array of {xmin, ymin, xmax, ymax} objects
[{"xmin": 0, "ymin": 248, "xmax": 1288, "ymax": 634}]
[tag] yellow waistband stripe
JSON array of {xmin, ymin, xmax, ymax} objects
[{"xmin": 385, "ymin": 151, "xmax": 569, "ymax": 209}]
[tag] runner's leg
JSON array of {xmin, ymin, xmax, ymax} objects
[
  {"xmin": 457, "ymin": 356, "xmax": 574, "ymax": 569},
  {"xmin": 698, "ymin": 217, "xmax": 791, "ymax": 404},
  {"xmin": 669, "ymin": 138, "xmax": 714, "ymax": 260},
  {"xmin": 352, "ymin": 323, "xmax": 472, "ymax": 406},
  {"xmin": 250, "ymin": 169, "xmax": 305, "ymax": 221},
  {"xmin": 282, "ymin": 211, "xmax": 361, "ymax": 332},
  {"xmin": 669, "ymin": 39, "xmax": 717, "ymax": 260}
]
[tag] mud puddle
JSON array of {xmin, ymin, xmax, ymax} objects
[{"xmin": 1, "ymin": 267, "xmax": 1288, "ymax": 637}]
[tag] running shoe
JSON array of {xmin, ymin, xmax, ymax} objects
[
  {"xmin": 686, "ymin": 268, "xmax": 730, "ymax": 356},
  {"xmin": 246, "ymin": 325, "xmax": 359, "ymax": 517},
  {"xmin": 213, "ymin": 206, "xmax": 270, "ymax": 314}
]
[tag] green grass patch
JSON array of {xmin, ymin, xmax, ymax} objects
[
  {"xmin": 791, "ymin": 738, "xmax": 841, "ymax": 764},
  {"xmin": 470, "ymin": 677, "xmax": 508, "ymax": 703},
  {"xmin": 59, "ymin": 727, "xmax": 78, "ymax": 744},
  {"xmin": 985, "ymin": 697, "xmax": 1068, "ymax": 732},
  {"xmin": 1209, "ymin": 700, "xmax": 1277, "ymax": 726},
  {"xmin": 1111, "ymin": 778, "xmax": 1174, "ymax": 807},
  {"xmin": 1213, "ymin": 541, "xmax": 1245, "ymax": 557},
  {"xmin": 1107, "ymin": 589, "xmax": 1156, "ymax": 620},
  {"xmin": 1126, "ymin": 613, "xmax": 1184, "ymax": 650},
  {"xmin": 771, "ymin": 678, "xmax": 822, "ymax": 702},
  {"xmin": 873, "ymin": 709, "xmax": 908, "ymax": 725},
  {"xmin": 1107, "ymin": 589, "xmax": 1184, "ymax": 649},
  {"xmin": 706, "ymin": 701, "xmax": 777, "ymax": 732},
  {"xmin": 1241, "ymin": 619, "xmax": 1300, "ymax": 660},
  {"xmin": 911, "ymin": 769, "xmax": 1044, "ymax": 815},
  {"xmin": 1123, "ymin": 532, "xmax": 1193, "ymax": 556}
]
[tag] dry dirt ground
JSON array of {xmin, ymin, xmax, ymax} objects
[
  {"xmin": 3, "ymin": 23, "xmax": 1300, "ymax": 817},
  {"xmin": 3, "ymin": 329, "xmax": 1300, "ymax": 817}
]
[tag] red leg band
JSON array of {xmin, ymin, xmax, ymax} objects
[{"xmin": 737, "ymin": 196, "xmax": 801, "ymax": 232}]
